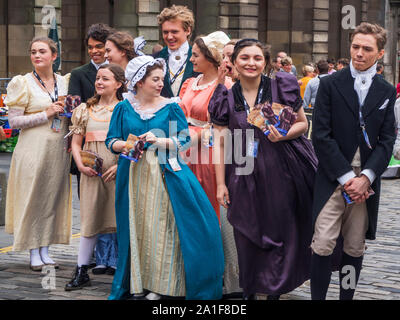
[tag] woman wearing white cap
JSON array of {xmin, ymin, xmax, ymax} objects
[
  {"xmin": 105, "ymin": 55, "xmax": 224, "ymax": 300},
  {"xmin": 179, "ymin": 31, "xmax": 233, "ymax": 222}
]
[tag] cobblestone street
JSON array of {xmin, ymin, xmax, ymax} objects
[{"xmin": 0, "ymin": 162, "xmax": 399, "ymax": 300}]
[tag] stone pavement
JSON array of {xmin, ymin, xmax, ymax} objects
[{"xmin": 0, "ymin": 149, "xmax": 400, "ymax": 299}]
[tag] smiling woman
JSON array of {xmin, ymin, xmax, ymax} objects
[
  {"xmin": 65, "ymin": 64, "xmax": 127, "ymax": 291},
  {"xmin": 105, "ymin": 31, "xmax": 136, "ymax": 71},
  {"xmin": 179, "ymin": 31, "xmax": 232, "ymax": 221},
  {"xmin": 209, "ymin": 38, "xmax": 317, "ymax": 300}
]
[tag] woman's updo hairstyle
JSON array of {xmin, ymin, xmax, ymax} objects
[
  {"xmin": 193, "ymin": 36, "xmax": 221, "ymax": 70},
  {"xmin": 231, "ymin": 38, "xmax": 271, "ymax": 68},
  {"xmin": 87, "ymin": 63, "xmax": 127, "ymax": 107}
]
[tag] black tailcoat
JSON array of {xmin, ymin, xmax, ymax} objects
[
  {"xmin": 68, "ymin": 63, "xmax": 97, "ymax": 103},
  {"xmin": 312, "ymin": 67, "xmax": 396, "ymax": 240}
]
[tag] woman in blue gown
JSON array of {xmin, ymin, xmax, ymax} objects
[{"xmin": 105, "ymin": 56, "xmax": 224, "ymax": 300}]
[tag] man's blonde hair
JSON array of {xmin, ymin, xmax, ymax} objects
[{"xmin": 157, "ymin": 5, "xmax": 195, "ymax": 36}]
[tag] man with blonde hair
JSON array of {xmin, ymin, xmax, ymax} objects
[{"xmin": 155, "ymin": 5, "xmax": 198, "ymax": 97}]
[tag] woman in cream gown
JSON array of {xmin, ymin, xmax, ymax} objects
[{"xmin": 5, "ymin": 37, "xmax": 72, "ymax": 271}]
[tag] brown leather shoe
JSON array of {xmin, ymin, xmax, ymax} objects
[{"xmin": 30, "ymin": 264, "xmax": 44, "ymax": 272}]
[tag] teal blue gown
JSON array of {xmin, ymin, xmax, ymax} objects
[{"xmin": 105, "ymin": 98, "xmax": 224, "ymax": 300}]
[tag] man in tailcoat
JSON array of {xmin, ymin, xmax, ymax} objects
[
  {"xmin": 311, "ymin": 22, "xmax": 397, "ymax": 300},
  {"xmin": 154, "ymin": 5, "xmax": 198, "ymax": 98},
  {"xmin": 68, "ymin": 23, "xmax": 114, "ymax": 102}
]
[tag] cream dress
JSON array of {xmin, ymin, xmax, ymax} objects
[
  {"xmin": 5, "ymin": 73, "xmax": 72, "ymax": 251},
  {"xmin": 70, "ymin": 103, "xmax": 118, "ymax": 237}
]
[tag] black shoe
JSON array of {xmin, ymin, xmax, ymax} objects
[
  {"xmin": 92, "ymin": 266, "xmax": 107, "ymax": 275},
  {"xmin": 105, "ymin": 267, "xmax": 116, "ymax": 275},
  {"xmin": 65, "ymin": 265, "xmax": 91, "ymax": 291}
]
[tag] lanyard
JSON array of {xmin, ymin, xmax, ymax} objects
[
  {"xmin": 33, "ymin": 70, "xmax": 58, "ymax": 103},
  {"xmin": 243, "ymin": 87, "xmax": 264, "ymax": 115},
  {"xmin": 169, "ymin": 61, "xmax": 187, "ymax": 86},
  {"xmin": 359, "ymin": 105, "xmax": 372, "ymax": 149}
]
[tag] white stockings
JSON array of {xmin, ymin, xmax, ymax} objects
[{"xmin": 77, "ymin": 236, "xmax": 97, "ymax": 267}]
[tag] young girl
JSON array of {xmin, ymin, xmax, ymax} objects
[{"xmin": 65, "ymin": 64, "xmax": 126, "ymax": 290}]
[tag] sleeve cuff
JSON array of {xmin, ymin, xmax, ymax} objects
[
  {"xmin": 361, "ymin": 169, "xmax": 376, "ymax": 185},
  {"xmin": 108, "ymin": 138, "xmax": 122, "ymax": 154},
  {"xmin": 337, "ymin": 171, "xmax": 356, "ymax": 186}
]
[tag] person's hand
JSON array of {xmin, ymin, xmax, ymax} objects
[
  {"xmin": 46, "ymin": 101, "xmax": 64, "ymax": 118},
  {"xmin": 102, "ymin": 164, "xmax": 117, "ymax": 183},
  {"xmin": 139, "ymin": 131, "xmax": 158, "ymax": 144},
  {"xmin": 298, "ymin": 80, "xmax": 303, "ymax": 86},
  {"xmin": 217, "ymin": 184, "xmax": 230, "ymax": 209},
  {"xmin": 267, "ymin": 125, "xmax": 284, "ymax": 143},
  {"xmin": 350, "ymin": 190, "xmax": 370, "ymax": 204},
  {"xmin": 217, "ymin": 63, "xmax": 229, "ymax": 85},
  {"xmin": 344, "ymin": 175, "xmax": 371, "ymax": 202},
  {"xmin": 121, "ymin": 142, "xmax": 130, "ymax": 155},
  {"xmin": 79, "ymin": 165, "xmax": 98, "ymax": 177}
]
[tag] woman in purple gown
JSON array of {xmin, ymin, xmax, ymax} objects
[{"xmin": 209, "ymin": 39, "xmax": 317, "ymax": 300}]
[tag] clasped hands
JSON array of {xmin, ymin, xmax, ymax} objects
[{"xmin": 343, "ymin": 174, "xmax": 371, "ymax": 204}]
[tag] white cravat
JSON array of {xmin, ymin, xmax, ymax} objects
[
  {"xmin": 91, "ymin": 59, "xmax": 109, "ymax": 70},
  {"xmin": 337, "ymin": 60, "xmax": 378, "ymax": 186},
  {"xmin": 168, "ymin": 41, "xmax": 189, "ymax": 75},
  {"xmin": 350, "ymin": 60, "xmax": 377, "ymax": 107}
]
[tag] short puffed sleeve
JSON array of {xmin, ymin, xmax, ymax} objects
[
  {"xmin": 63, "ymin": 73, "xmax": 71, "ymax": 90},
  {"xmin": 70, "ymin": 103, "xmax": 89, "ymax": 135},
  {"xmin": 208, "ymin": 84, "xmax": 230, "ymax": 127},
  {"xmin": 4, "ymin": 75, "xmax": 29, "ymax": 111}
]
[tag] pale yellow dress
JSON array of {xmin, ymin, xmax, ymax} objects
[
  {"xmin": 5, "ymin": 73, "xmax": 72, "ymax": 251},
  {"xmin": 69, "ymin": 103, "xmax": 118, "ymax": 237}
]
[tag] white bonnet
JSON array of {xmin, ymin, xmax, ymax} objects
[{"xmin": 125, "ymin": 56, "xmax": 166, "ymax": 92}]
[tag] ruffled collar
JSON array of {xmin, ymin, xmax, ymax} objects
[
  {"xmin": 168, "ymin": 41, "xmax": 189, "ymax": 58},
  {"xmin": 350, "ymin": 60, "xmax": 377, "ymax": 80},
  {"xmin": 123, "ymin": 91, "xmax": 180, "ymax": 120},
  {"xmin": 191, "ymin": 74, "xmax": 217, "ymax": 91}
]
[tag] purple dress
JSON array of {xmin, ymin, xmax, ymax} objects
[{"xmin": 209, "ymin": 73, "xmax": 318, "ymax": 295}]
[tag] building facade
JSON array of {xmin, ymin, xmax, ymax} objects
[{"xmin": 0, "ymin": 0, "xmax": 399, "ymax": 84}]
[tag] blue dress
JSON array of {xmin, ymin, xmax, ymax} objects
[{"xmin": 105, "ymin": 97, "xmax": 224, "ymax": 300}]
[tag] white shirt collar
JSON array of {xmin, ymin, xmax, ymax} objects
[
  {"xmin": 350, "ymin": 60, "xmax": 378, "ymax": 107},
  {"xmin": 168, "ymin": 41, "xmax": 189, "ymax": 57},
  {"xmin": 350, "ymin": 60, "xmax": 377, "ymax": 81},
  {"xmin": 91, "ymin": 59, "xmax": 109, "ymax": 70}
]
